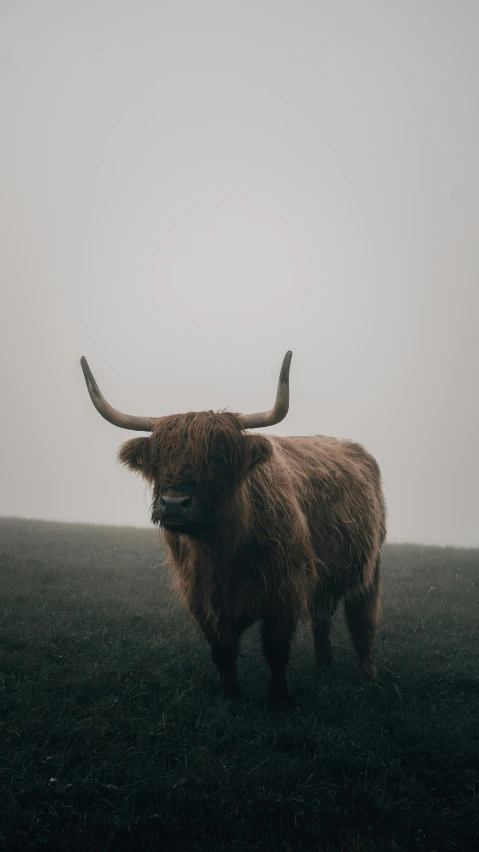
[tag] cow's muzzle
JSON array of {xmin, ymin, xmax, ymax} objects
[{"xmin": 152, "ymin": 490, "xmax": 195, "ymax": 528}]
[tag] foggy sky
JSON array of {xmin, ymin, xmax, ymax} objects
[{"xmin": 1, "ymin": 1, "xmax": 478, "ymax": 546}]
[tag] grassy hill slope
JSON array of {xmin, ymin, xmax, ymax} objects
[{"xmin": 0, "ymin": 518, "xmax": 478, "ymax": 851}]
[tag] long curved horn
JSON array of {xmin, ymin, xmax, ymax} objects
[
  {"xmin": 80, "ymin": 357, "xmax": 156, "ymax": 432},
  {"xmin": 238, "ymin": 351, "xmax": 292, "ymax": 430}
]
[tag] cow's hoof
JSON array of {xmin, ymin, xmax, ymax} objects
[
  {"xmin": 267, "ymin": 693, "xmax": 298, "ymax": 710},
  {"xmin": 221, "ymin": 679, "xmax": 241, "ymax": 701},
  {"xmin": 315, "ymin": 652, "xmax": 333, "ymax": 668},
  {"xmin": 358, "ymin": 659, "xmax": 376, "ymax": 681},
  {"xmin": 223, "ymin": 689, "xmax": 241, "ymax": 703}
]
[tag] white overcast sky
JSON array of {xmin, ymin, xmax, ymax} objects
[{"xmin": 1, "ymin": 0, "xmax": 478, "ymax": 546}]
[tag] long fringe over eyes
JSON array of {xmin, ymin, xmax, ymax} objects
[{"xmin": 150, "ymin": 411, "xmax": 246, "ymax": 484}]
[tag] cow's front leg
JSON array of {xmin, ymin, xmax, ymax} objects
[
  {"xmin": 210, "ymin": 627, "xmax": 241, "ymax": 698},
  {"xmin": 199, "ymin": 614, "xmax": 242, "ymax": 699},
  {"xmin": 261, "ymin": 605, "xmax": 297, "ymax": 705}
]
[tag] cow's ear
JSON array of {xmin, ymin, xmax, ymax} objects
[
  {"xmin": 245, "ymin": 434, "xmax": 272, "ymax": 469},
  {"xmin": 118, "ymin": 437, "xmax": 151, "ymax": 474}
]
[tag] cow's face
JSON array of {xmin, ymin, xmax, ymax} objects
[{"xmin": 118, "ymin": 412, "xmax": 272, "ymax": 538}]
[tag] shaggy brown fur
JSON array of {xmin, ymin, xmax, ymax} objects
[{"xmin": 118, "ymin": 412, "xmax": 386, "ymax": 703}]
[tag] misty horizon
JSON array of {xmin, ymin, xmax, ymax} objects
[{"xmin": 1, "ymin": 1, "xmax": 478, "ymax": 547}]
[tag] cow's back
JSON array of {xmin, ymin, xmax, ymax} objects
[{"xmin": 266, "ymin": 434, "xmax": 386, "ymax": 592}]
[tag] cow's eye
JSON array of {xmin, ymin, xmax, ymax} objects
[{"xmin": 209, "ymin": 454, "xmax": 226, "ymax": 468}]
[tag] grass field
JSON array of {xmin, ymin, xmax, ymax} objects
[{"xmin": 0, "ymin": 518, "xmax": 478, "ymax": 851}]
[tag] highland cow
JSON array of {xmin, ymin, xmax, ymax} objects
[{"xmin": 80, "ymin": 352, "xmax": 386, "ymax": 704}]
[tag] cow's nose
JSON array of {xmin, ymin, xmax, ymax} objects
[{"xmin": 161, "ymin": 494, "xmax": 191, "ymax": 509}]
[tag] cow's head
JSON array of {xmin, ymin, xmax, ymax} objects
[{"xmin": 80, "ymin": 352, "xmax": 292, "ymax": 539}]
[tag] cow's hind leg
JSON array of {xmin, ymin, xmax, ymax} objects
[
  {"xmin": 310, "ymin": 594, "xmax": 339, "ymax": 667},
  {"xmin": 344, "ymin": 555, "xmax": 382, "ymax": 680},
  {"xmin": 261, "ymin": 606, "xmax": 297, "ymax": 704}
]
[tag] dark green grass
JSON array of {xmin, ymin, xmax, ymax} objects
[{"xmin": 0, "ymin": 518, "xmax": 478, "ymax": 851}]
